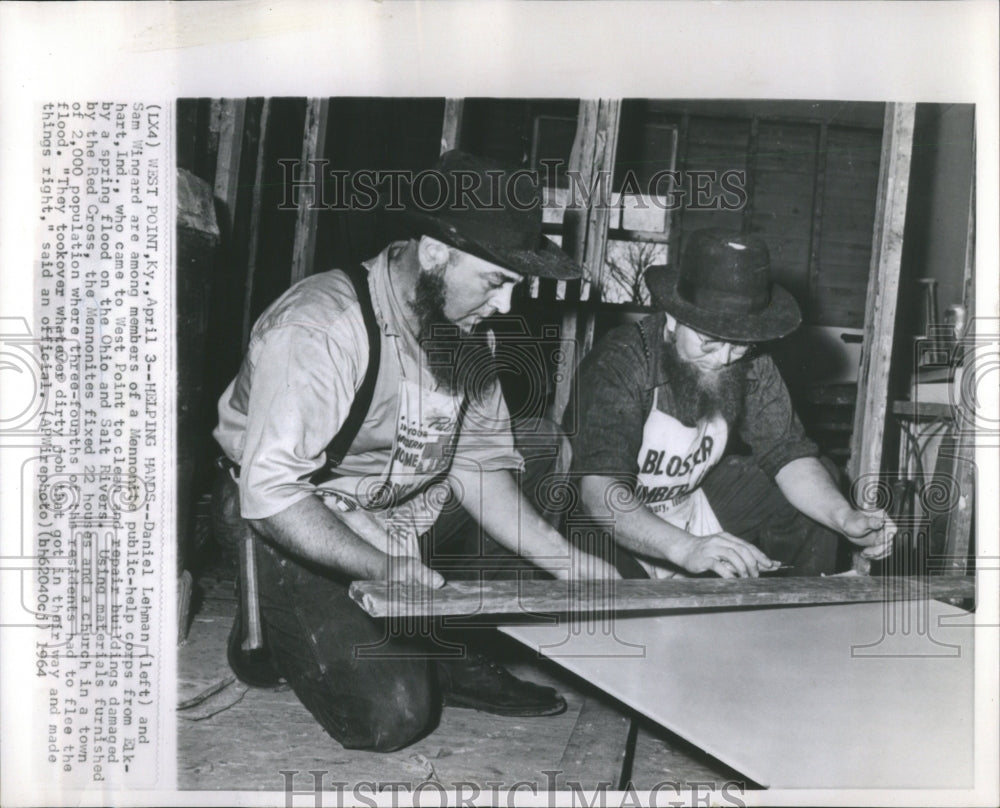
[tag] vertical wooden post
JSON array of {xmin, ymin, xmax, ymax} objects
[
  {"xmin": 847, "ymin": 102, "xmax": 916, "ymax": 573},
  {"xmin": 241, "ymin": 99, "xmax": 271, "ymax": 353},
  {"xmin": 290, "ymin": 98, "xmax": 331, "ymax": 285},
  {"xmin": 667, "ymin": 113, "xmax": 691, "ymax": 263},
  {"xmin": 578, "ymin": 100, "xmax": 621, "ymax": 356},
  {"xmin": 212, "ymin": 99, "xmax": 246, "ymax": 235},
  {"xmin": 549, "ymin": 99, "xmax": 621, "ymax": 426},
  {"xmin": 941, "ymin": 171, "xmax": 976, "ymax": 576},
  {"xmin": 441, "ymin": 99, "xmax": 464, "ymax": 153}
]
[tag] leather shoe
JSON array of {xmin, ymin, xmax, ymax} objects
[
  {"xmin": 437, "ymin": 653, "xmax": 567, "ymax": 717},
  {"xmin": 226, "ymin": 599, "xmax": 282, "ymax": 688}
]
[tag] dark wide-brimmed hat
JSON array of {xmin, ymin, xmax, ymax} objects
[
  {"xmin": 398, "ymin": 150, "xmax": 581, "ymax": 281},
  {"xmin": 644, "ymin": 229, "xmax": 801, "ymax": 343}
]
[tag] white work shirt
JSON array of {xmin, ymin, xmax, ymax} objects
[{"xmin": 214, "ymin": 244, "xmax": 523, "ymax": 557}]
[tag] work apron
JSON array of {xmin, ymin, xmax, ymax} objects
[
  {"xmin": 318, "ymin": 377, "xmax": 463, "ymax": 559},
  {"xmin": 634, "ymin": 388, "xmax": 728, "ymax": 578}
]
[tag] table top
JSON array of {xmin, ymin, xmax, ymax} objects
[{"xmin": 503, "ymin": 599, "xmax": 975, "ymax": 789}]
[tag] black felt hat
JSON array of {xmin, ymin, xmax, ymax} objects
[
  {"xmin": 644, "ymin": 229, "xmax": 801, "ymax": 343},
  {"xmin": 399, "ymin": 150, "xmax": 581, "ymax": 281}
]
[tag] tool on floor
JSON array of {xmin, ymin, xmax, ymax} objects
[
  {"xmin": 239, "ymin": 535, "xmax": 264, "ymax": 651},
  {"xmin": 215, "ymin": 455, "xmax": 265, "ymax": 652}
]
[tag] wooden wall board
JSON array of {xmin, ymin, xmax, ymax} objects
[
  {"xmin": 501, "ymin": 599, "xmax": 974, "ymax": 789},
  {"xmin": 349, "ymin": 575, "xmax": 975, "ymax": 619}
]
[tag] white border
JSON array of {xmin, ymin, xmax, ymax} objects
[{"xmin": 1, "ymin": 2, "xmax": 997, "ymax": 806}]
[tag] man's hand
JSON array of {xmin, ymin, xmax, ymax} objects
[
  {"xmin": 383, "ymin": 555, "xmax": 446, "ymax": 589},
  {"xmin": 677, "ymin": 532, "xmax": 780, "ymax": 578},
  {"xmin": 838, "ymin": 509, "xmax": 896, "ymax": 560}
]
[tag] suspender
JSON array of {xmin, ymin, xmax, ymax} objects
[
  {"xmin": 219, "ymin": 265, "xmax": 382, "ymax": 485},
  {"xmin": 310, "ymin": 265, "xmax": 382, "ymax": 485}
]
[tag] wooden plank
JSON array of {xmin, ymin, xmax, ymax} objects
[
  {"xmin": 547, "ymin": 101, "xmax": 596, "ymax": 426},
  {"xmin": 289, "ymin": 98, "xmax": 330, "ymax": 285},
  {"xmin": 940, "ymin": 432, "xmax": 975, "ymax": 575},
  {"xmin": 605, "ymin": 227, "xmax": 671, "ymax": 245},
  {"xmin": 554, "ymin": 695, "xmax": 632, "ymax": 790},
  {"xmin": 177, "ymin": 570, "xmax": 194, "ymax": 644},
  {"xmin": 755, "ymin": 120, "xmax": 820, "ymax": 173},
  {"xmin": 241, "ymin": 98, "xmax": 271, "ymax": 353},
  {"xmin": 348, "ymin": 575, "xmax": 974, "ymax": 619},
  {"xmin": 502, "ymin": 599, "xmax": 974, "ymax": 789},
  {"xmin": 548, "ymin": 99, "xmax": 621, "ymax": 426},
  {"xmin": 891, "ymin": 400, "xmax": 956, "ymax": 420},
  {"xmin": 961, "ymin": 163, "xmax": 975, "ymax": 322},
  {"xmin": 847, "ymin": 102, "xmax": 916, "ymax": 573},
  {"xmin": 579, "ymin": 99, "xmax": 621, "ymax": 355},
  {"xmin": 440, "ymin": 98, "xmax": 464, "ymax": 153},
  {"xmin": 667, "ymin": 112, "xmax": 690, "ymax": 261},
  {"xmin": 212, "ymin": 98, "xmax": 246, "ymax": 235},
  {"xmin": 940, "ymin": 180, "xmax": 977, "ymax": 576},
  {"xmin": 820, "ymin": 206, "xmax": 882, "ymax": 234}
]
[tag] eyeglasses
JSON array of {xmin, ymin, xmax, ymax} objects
[{"xmin": 694, "ymin": 333, "xmax": 756, "ymax": 358}]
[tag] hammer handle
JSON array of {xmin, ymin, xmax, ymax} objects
[{"xmin": 239, "ymin": 535, "xmax": 264, "ymax": 651}]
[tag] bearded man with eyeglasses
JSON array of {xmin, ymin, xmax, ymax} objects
[{"xmin": 568, "ymin": 229, "xmax": 896, "ymax": 579}]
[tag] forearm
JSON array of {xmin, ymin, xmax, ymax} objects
[
  {"xmin": 249, "ymin": 495, "xmax": 390, "ymax": 580},
  {"xmin": 774, "ymin": 457, "xmax": 854, "ymax": 533},
  {"xmin": 579, "ymin": 475, "xmax": 697, "ymax": 568},
  {"xmin": 450, "ymin": 467, "xmax": 590, "ymax": 580}
]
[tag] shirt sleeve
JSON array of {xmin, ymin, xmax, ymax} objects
[
  {"xmin": 568, "ymin": 325, "xmax": 648, "ymax": 478},
  {"xmin": 238, "ymin": 321, "xmax": 366, "ymax": 519},
  {"xmin": 740, "ymin": 354, "xmax": 818, "ymax": 478},
  {"xmin": 451, "ymin": 377, "xmax": 524, "ymax": 473}
]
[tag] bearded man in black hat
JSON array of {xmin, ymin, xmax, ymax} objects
[
  {"xmin": 213, "ymin": 150, "xmax": 619, "ymax": 752},
  {"xmin": 569, "ymin": 229, "xmax": 895, "ymax": 580}
]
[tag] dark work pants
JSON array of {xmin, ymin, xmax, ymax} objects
[
  {"xmin": 603, "ymin": 454, "xmax": 842, "ymax": 579},
  {"xmin": 253, "ymin": 538, "xmax": 437, "ymax": 751},
  {"xmin": 223, "ymin": 418, "xmax": 563, "ymax": 752}
]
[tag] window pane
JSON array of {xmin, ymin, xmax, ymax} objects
[{"xmin": 601, "ymin": 240, "xmax": 666, "ymax": 305}]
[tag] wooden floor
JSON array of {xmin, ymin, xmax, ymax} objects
[{"xmin": 178, "ymin": 575, "xmax": 741, "ymax": 793}]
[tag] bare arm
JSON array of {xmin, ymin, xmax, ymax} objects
[
  {"xmin": 448, "ymin": 466, "xmax": 620, "ymax": 581},
  {"xmin": 578, "ymin": 474, "xmax": 777, "ymax": 578},
  {"xmin": 774, "ymin": 457, "xmax": 894, "ymax": 560},
  {"xmin": 250, "ymin": 496, "xmax": 444, "ymax": 587}
]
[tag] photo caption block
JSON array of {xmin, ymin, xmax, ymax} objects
[{"xmin": 30, "ymin": 101, "xmax": 173, "ymax": 792}]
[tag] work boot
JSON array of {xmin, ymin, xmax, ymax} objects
[
  {"xmin": 437, "ymin": 653, "xmax": 567, "ymax": 717},
  {"xmin": 226, "ymin": 596, "xmax": 282, "ymax": 688}
]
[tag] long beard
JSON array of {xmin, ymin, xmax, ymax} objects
[
  {"xmin": 411, "ymin": 271, "xmax": 497, "ymax": 403},
  {"xmin": 659, "ymin": 339, "xmax": 748, "ymax": 428}
]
